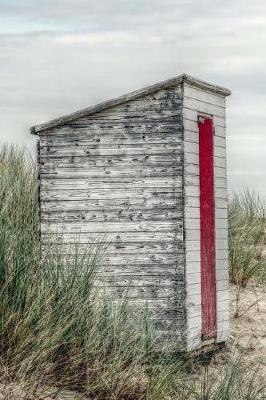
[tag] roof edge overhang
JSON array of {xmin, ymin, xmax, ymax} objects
[{"xmin": 31, "ymin": 73, "xmax": 231, "ymax": 135}]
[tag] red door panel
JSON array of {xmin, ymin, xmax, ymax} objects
[{"xmin": 198, "ymin": 117, "xmax": 217, "ymax": 339}]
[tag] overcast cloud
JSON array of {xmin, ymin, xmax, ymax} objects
[{"xmin": 0, "ymin": 0, "xmax": 265, "ymax": 196}]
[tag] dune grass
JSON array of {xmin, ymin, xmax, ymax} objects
[
  {"xmin": 0, "ymin": 144, "xmax": 265, "ymax": 399},
  {"xmin": 0, "ymin": 145, "xmax": 162, "ymax": 398},
  {"xmin": 228, "ymin": 189, "xmax": 266, "ymax": 287},
  {"xmin": 190, "ymin": 359, "xmax": 265, "ymax": 400}
]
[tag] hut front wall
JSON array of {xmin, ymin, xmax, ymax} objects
[
  {"xmin": 39, "ymin": 85, "xmax": 185, "ymax": 341},
  {"xmin": 183, "ymin": 83, "xmax": 229, "ymax": 350}
]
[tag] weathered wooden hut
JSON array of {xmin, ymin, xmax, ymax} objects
[{"xmin": 31, "ymin": 74, "xmax": 231, "ymax": 351}]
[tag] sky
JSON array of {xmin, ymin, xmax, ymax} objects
[{"xmin": 0, "ymin": 0, "xmax": 265, "ymax": 196}]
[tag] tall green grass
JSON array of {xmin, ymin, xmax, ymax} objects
[
  {"xmin": 0, "ymin": 145, "xmax": 265, "ymax": 399},
  {"xmin": 228, "ymin": 189, "xmax": 266, "ymax": 286},
  {"xmin": 0, "ymin": 145, "xmax": 163, "ymax": 398}
]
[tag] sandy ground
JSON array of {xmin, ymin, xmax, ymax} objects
[
  {"xmin": 206, "ymin": 284, "xmax": 266, "ymax": 378},
  {"xmin": 228, "ymin": 284, "xmax": 266, "ymax": 372},
  {"xmin": 1, "ymin": 284, "xmax": 265, "ymax": 399}
]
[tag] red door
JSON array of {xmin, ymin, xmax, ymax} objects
[{"xmin": 198, "ymin": 117, "xmax": 217, "ymax": 339}]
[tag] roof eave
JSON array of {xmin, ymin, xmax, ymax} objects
[
  {"xmin": 182, "ymin": 74, "xmax": 231, "ymax": 96},
  {"xmin": 31, "ymin": 74, "xmax": 231, "ymax": 135}
]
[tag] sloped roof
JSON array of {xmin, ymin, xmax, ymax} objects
[{"xmin": 31, "ymin": 73, "xmax": 231, "ymax": 135}]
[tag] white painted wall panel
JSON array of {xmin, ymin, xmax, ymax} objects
[
  {"xmin": 183, "ymin": 85, "xmax": 226, "ymax": 107},
  {"xmin": 183, "ymin": 82, "xmax": 230, "ymax": 350}
]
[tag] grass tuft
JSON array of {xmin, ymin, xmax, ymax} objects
[
  {"xmin": 0, "ymin": 144, "xmax": 156, "ymax": 398},
  {"xmin": 228, "ymin": 188, "xmax": 266, "ymax": 287},
  {"xmin": 190, "ymin": 358, "xmax": 265, "ymax": 400}
]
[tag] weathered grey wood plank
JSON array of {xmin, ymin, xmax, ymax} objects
[
  {"xmin": 44, "ymin": 240, "xmax": 182, "ymax": 253},
  {"xmin": 40, "ymin": 152, "xmax": 181, "ymax": 168},
  {"xmin": 45, "ymin": 252, "xmax": 179, "ymax": 265},
  {"xmin": 40, "ymin": 165, "xmax": 182, "ymax": 179},
  {"xmin": 41, "ymin": 176, "xmax": 181, "ymax": 189},
  {"xmin": 43, "ymin": 256, "xmax": 182, "ymax": 275},
  {"xmin": 40, "ymin": 187, "xmax": 182, "ymax": 202},
  {"xmin": 40, "ymin": 143, "xmax": 181, "ymax": 158},
  {"xmin": 41, "ymin": 231, "xmax": 181, "ymax": 243},
  {"xmin": 88, "ymin": 97, "xmax": 181, "ymax": 114},
  {"xmin": 57, "ymin": 111, "xmax": 181, "ymax": 123},
  {"xmin": 42, "ymin": 207, "xmax": 181, "ymax": 223},
  {"xmin": 95, "ymin": 275, "xmax": 182, "ymax": 287},
  {"xmin": 41, "ymin": 197, "xmax": 182, "ymax": 212},
  {"xmin": 40, "ymin": 122, "xmax": 182, "ymax": 139},
  {"xmin": 41, "ymin": 220, "xmax": 179, "ymax": 233},
  {"xmin": 95, "ymin": 287, "xmax": 181, "ymax": 301}
]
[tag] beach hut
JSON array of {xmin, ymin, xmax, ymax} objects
[{"xmin": 31, "ymin": 74, "xmax": 231, "ymax": 350}]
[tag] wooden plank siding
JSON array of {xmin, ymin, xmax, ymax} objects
[
  {"xmin": 39, "ymin": 85, "xmax": 186, "ymax": 343},
  {"xmin": 35, "ymin": 75, "xmax": 230, "ymax": 350},
  {"xmin": 183, "ymin": 83, "xmax": 229, "ymax": 350}
]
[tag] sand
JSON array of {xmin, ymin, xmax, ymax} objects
[
  {"xmin": 205, "ymin": 284, "xmax": 266, "ymax": 379},
  {"xmin": 228, "ymin": 284, "xmax": 266, "ymax": 373}
]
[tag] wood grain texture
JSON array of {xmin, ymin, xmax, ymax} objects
[
  {"xmin": 39, "ymin": 85, "xmax": 185, "ymax": 343},
  {"xmin": 39, "ymin": 143, "xmax": 181, "ymax": 158},
  {"xmin": 36, "ymin": 77, "xmax": 230, "ymax": 349},
  {"xmin": 41, "ymin": 231, "xmax": 180, "ymax": 243}
]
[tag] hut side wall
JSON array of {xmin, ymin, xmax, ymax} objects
[
  {"xmin": 38, "ymin": 85, "xmax": 185, "ymax": 341},
  {"xmin": 183, "ymin": 83, "xmax": 229, "ymax": 350}
]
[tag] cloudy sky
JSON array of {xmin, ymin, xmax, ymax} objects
[{"xmin": 0, "ymin": 0, "xmax": 265, "ymax": 196}]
